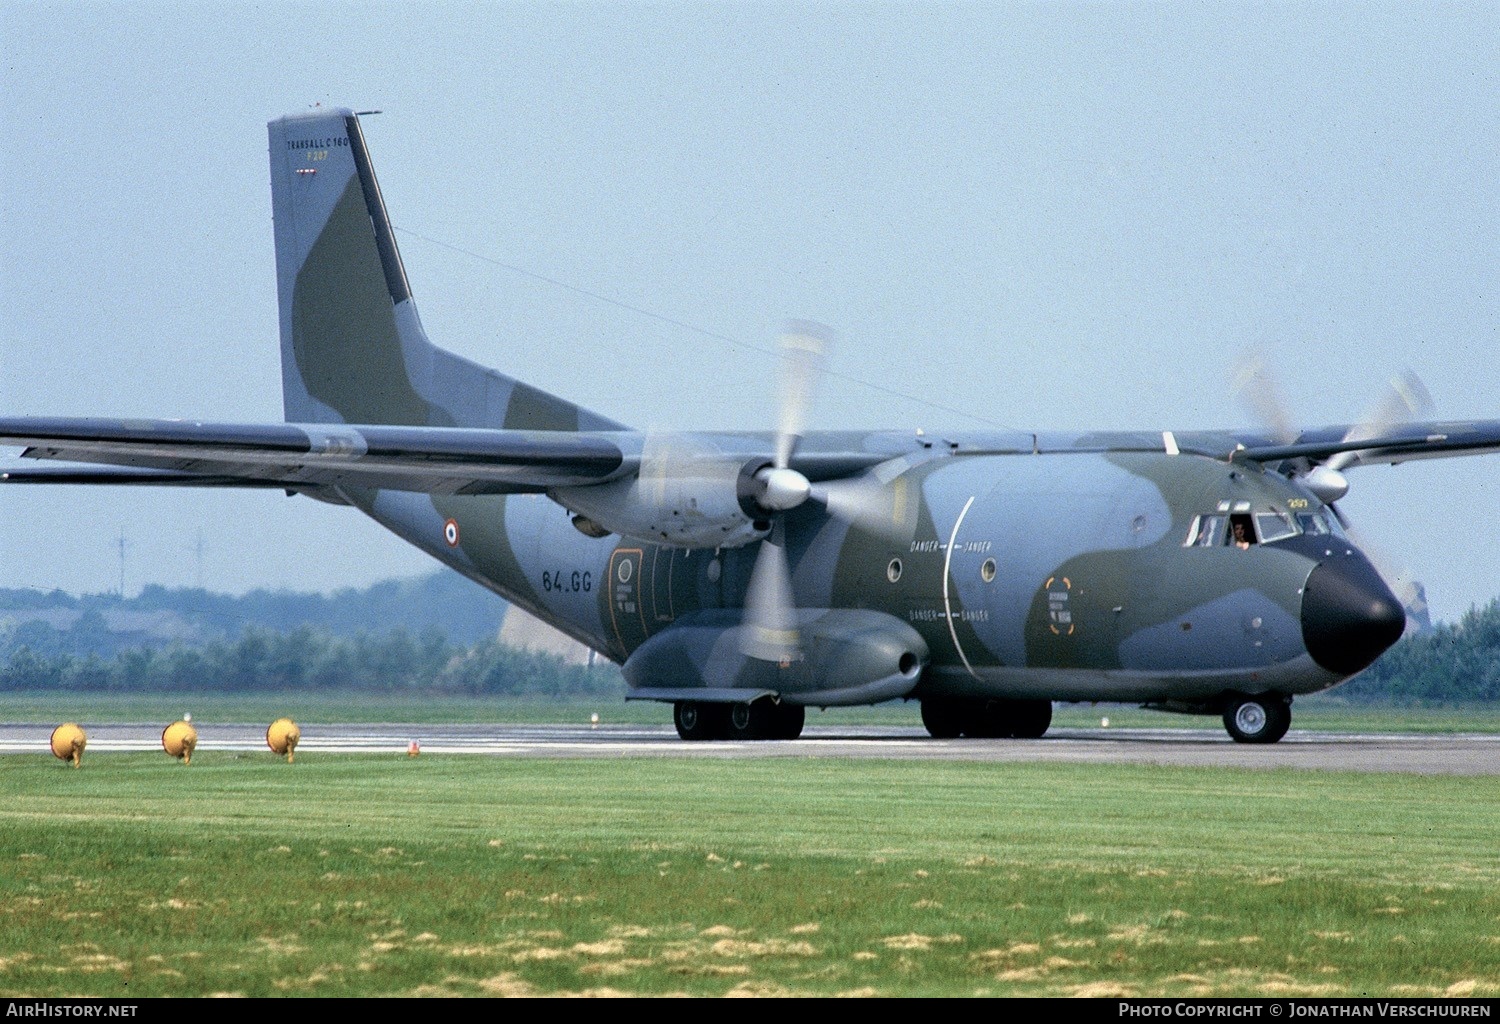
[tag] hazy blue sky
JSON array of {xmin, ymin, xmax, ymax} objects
[{"xmin": 2, "ymin": 2, "xmax": 1496, "ymax": 623}]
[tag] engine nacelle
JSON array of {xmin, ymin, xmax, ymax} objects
[
  {"xmin": 623, "ymin": 608, "xmax": 929, "ymax": 706},
  {"xmin": 553, "ymin": 457, "xmax": 773, "ymax": 548}
]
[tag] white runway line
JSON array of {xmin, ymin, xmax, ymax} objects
[{"xmin": 3, "ymin": 723, "xmax": 1497, "ymax": 772}]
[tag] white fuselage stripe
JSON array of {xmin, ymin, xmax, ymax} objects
[{"xmin": 943, "ymin": 495, "xmax": 978, "ymax": 678}]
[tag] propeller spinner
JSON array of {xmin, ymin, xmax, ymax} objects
[
  {"xmin": 571, "ymin": 321, "xmax": 908, "ymax": 664},
  {"xmin": 1233, "ymin": 354, "xmax": 1431, "ymax": 622},
  {"xmin": 740, "ymin": 322, "xmax": 833, "ymax": 663},
  {"xmin": 1233, "ymin": 357, "xmax": 1433, "ymax": 505},
  {"xmin": 740, "ymin": 322, "xmax": 911, "ymax": 663}
]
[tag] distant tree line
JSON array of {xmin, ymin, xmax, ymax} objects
[
  {"xmin": 0, "ymin": 570, "xmax": 510, "ymax": 651},
  {"xmin": 1336, "ymin": 601, "xmax": 1500, "ymax": 704},
  {"xmin": 0, "ymin": 624, "xmax": 624, "ymax": 698},
  {"xmin": 5, "ymin": 578, "xmax": 1500, "ymax": 703}
]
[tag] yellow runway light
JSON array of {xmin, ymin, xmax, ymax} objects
[
  {"xmin": 50, "ymin": 723, "xmax": 87, "ymax": 767},
  {"xmin": 266, "ymin": 718, "xmax": 300, "ymax": 762},
  {"xmin": 162, "ymin": 720, "xmax": 198, "ymax": 764}
]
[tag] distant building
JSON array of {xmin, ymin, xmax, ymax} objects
[
  {"xmin": 497, "ymin": 607, "xmax": 597, "ymax": 665},
  {"xmin": 1401, "ymin": 581, "xmax": 1433, "ymax": 634}
]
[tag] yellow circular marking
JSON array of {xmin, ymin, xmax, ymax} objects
[{"xmin": 1046, "ymin": 576, "xmax": 1076, "ymax": 637}]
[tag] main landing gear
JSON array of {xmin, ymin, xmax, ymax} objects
[
  {"xmin": 673, "ymin": 700, "xmax": 804, "ymax": 741},
  {"xmin": 920, "ymin": 698, "xmax": 1053, "ymax": 739}
]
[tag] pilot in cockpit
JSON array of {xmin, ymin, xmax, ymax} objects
[{"xmin": 1230, "ymin": 518, "xmax": 1252, "ymax": 549}]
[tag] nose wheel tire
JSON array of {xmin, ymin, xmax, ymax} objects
[{"xmin": 1222, "ymin": 695, "xmax": 1291, "ymax": 744}]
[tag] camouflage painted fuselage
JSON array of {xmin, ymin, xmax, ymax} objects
[{"xmin": 339, "ymin": 434, "xmax": 1357, "ymax": 708}]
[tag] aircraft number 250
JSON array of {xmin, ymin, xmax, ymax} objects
[{"xmin": 541, "ymin": 570, "xmax": 593, "ymax": 594}]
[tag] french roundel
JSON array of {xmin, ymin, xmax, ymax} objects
[{"xmin": 443, "ymin": 518, "xmax": 460, "ymax": 547}]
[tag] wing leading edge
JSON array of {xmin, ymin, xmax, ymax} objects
[
  {"xmin": 0, "ymin": 418, "xmax": 634, "ymax": 496},
  {"xmin": 1233, "ymin": 419, "xmax": 1500, "ymax": 469},
  {"xmin": 1022, "ymin": 421, "xmax": 1500, "ymax": 469},
  {"xmin": 6, "ymin": 416, "xmax": 1500, "ymax": 497}
]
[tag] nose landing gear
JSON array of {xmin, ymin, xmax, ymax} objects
[{"xmin": 1222, "ymin": 694, "xmax": 1291, "ymax": 744}]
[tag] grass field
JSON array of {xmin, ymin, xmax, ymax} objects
[
  {"xmin": 1, "ymin": 752, "xmax": 1497, "ymax": 997},
  {"xmin": 4, "ymin": 690, "xmax": 1499, "ymax": 733}
]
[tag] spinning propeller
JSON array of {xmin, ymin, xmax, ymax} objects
[
  {"xmin": 1301, "ymin": 369, "xmax": 1433, "ymax": 505},
  {"xmin": 1233, "ymin": 353, "xmax": 1431, "ymax": 616},
  {"xmin": 738, "ymin": 322, "xmax": 907, "ymax": 663},
  {"xmin": 1234, "ymin": 356, "xmax": 1432, "ymax": 506},
  {"xmin": 625, "ymin": 322, "xmax": 911, "ymax": 663}
]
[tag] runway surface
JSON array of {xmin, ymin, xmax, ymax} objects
[{"xmin": 4, "ymin": 722, "xmax": 1497, "ymax": 774}]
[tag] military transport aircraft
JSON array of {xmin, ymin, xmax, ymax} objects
[{"xmin": 3, "ymin": 109, "xmax": 1494, "ymax": 743}]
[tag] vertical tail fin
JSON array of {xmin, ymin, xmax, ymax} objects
[{"xmin": 268, "ymin": 108, "xmax": 620, "ymax": 431}]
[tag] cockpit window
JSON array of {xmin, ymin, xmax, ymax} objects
[
  {"xmin": 1184, "ymin": 513, "xmax": 1256, "ymax": 547},
  {"xmin": 1295, "ymin": 509, "xmax": 1345, "ymax": 539},
  {"xmin": 1186, "ymin": 506, "xmax": 1336, "ymax": 547},
  {"xmin": 1185, "ymin": 514, "xmax": 1225, "ymax": 547},
  {"xmin": 1255, "ymin": 510, "xmax": 1298, "ymax": 544}
]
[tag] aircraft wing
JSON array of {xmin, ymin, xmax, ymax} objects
[
  {"xmin": 0, "ymin": 417, "xmax": 634, "ymax": 495},
  {"xmin": 1235, "ymin": 419, "xmax": 1500, "ymax": 469}
]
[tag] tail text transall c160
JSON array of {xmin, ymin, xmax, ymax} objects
[{"xmin": 8, "ymin": 109, "xmax": 1491, "ymax": 743}]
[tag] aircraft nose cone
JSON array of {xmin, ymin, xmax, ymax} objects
[{"xmin": 1301, "ymin": 553, "xmax": 1405, "ymax": 675}]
